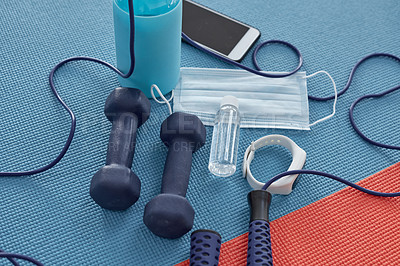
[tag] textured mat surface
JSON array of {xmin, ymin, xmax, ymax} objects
[
  {"xmin": 0, "ymin": 0, "xmax": 399, "ymax": 265},
  {"xmin": 177, "ymin": 163, "xmax": 400, "ymax": 265}
]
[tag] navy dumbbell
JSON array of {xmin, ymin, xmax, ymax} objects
[
  {"xmin": 247, "ymin": 190, "xmax": 273, "ymax": 265},
  {"xmin": 90, "ymin": 87, "xmax": 151, "ymax": 210},
  {"xmin": 143, "ymin": 112, "xmax": 206, "ymax": 239},
  {"xmin": 190, "ymin": 229, "xmax": 222, "ymax": 266}
]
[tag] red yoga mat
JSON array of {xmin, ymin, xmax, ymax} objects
[{"xmin": 177, "ymin": 162, "xmax": 400, "ymax": 265}]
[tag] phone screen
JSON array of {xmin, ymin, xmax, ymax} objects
[{"xmin": 182, "ymin": 1, "xmax": 250, "ymax": 56}]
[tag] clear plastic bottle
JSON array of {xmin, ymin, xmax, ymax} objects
[{"xmin": 208, "ymin": 96, "xmax": 241, "ymax": 177}]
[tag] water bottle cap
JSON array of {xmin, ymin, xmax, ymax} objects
[{"xmin": 220, "ymin": 95, "xmax": 239, "ymax": 108}]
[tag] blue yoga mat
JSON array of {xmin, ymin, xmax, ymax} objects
[{"xmin": 0, "ymin": 0, "xmax": 399, "ymax": 265}]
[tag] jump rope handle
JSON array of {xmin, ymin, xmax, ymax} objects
[
  {"xmin": 190, "ymin": 229, "xmax": 222, "ymax": 266},
  {"xmin": 247, "ymin": 190, "xmax": 273, "ymax": 266}
]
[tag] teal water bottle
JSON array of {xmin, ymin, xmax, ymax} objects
[{"xmin": 113, "ymin": 0, "xmax": 182, "ymax": 98}]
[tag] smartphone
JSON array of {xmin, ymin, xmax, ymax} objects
[{"xmin": 182, "ymin": 0, "xmax": 261, "ymax": 62}]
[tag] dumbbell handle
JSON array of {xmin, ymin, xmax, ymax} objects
[
  {"xmin": 106, "ymin": 113, "xmax": 138, "ymax": 168},
  {"xmin": 247, "ymin": 190, "xmax": 273, "ymax": 266},
  {"xmin": 161, "ymin": 140, "xmax": 194, "ymax": 196}
]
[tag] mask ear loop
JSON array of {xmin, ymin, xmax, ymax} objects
[
  {"xmin": 305, "ymin": 71, "xmax": 338, "ymax": 127},
  {"xmin": 151, "ymin": 84, "xmax": 174, "ymax": 115}
]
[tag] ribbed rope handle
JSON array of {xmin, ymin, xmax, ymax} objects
[{"xmin": 247, "ymin": 220, "xmax": 273, "ymax": 265}]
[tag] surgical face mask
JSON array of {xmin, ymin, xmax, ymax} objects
[{"xmin": 172, "ymin": 68, "xmax": 337, "ymax": 130}]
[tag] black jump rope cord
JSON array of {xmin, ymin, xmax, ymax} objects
[{"xmin": 1, "ymin": 0, "xmax": 400, "ymax": 264}]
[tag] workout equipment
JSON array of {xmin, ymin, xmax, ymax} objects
[
  {"xmin": 247, "ymin": 190, "xmax": 273, "ymax": 266},
  {"xmin": 190, "ymin": 229, "xmax": 222, "ymax": 266},
  {"xmin": 90, "ymin": 87, "xmax": 151, "ymax": 210},
  {"xmin": 143, "ymin": 112, "xmax": 206, "ymax": 239}
]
